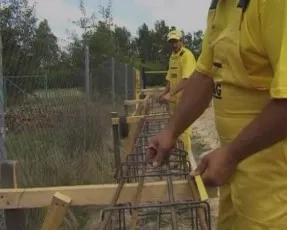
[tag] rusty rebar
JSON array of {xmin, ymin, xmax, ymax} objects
[
  {"xmin": 166, "ymin": 163, "xmax": 179, "ymax": 230},
  {"xmin": 129, "ymin": 163, "xmax": 147, "ymax": 230},
  {"xmin": 100, "ymin": 95, "xmax": 211, "ymax": 230}
]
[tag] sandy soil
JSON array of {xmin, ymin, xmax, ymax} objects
[{"xmin": 192, "ymin": 102, "xmax": 220, "ymax": 158}]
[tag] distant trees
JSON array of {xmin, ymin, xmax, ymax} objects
[{"xmin": 0, "ymin": 0, "xmax": 204, "ymax": 91}]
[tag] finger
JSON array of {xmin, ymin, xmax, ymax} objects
[
  {"xmin": 146, "ymin": 146, "xmax": 156, "ymax": 165},
  {"xmin": 201, "ymin": 172, "xmax": 217, "ymax": 187},
  {"xmin": 152, "ymin": 148, "xmax": 165, "ymax": 167},
  {"xmin": 190, "ymin": 158, "xmax": 208, "ymax": 177}
]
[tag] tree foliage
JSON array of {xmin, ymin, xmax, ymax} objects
[{"xmin": 0, "ymin": 0, "xmax": 204, "ymax": 95}]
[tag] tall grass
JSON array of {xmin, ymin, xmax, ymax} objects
[{"xmin": 4, "ymin": 90, "xmax": 123, "ymax": 229}]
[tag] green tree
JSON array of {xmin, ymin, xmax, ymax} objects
[
  {"xmin": 184, "ymin": 30, "xmax": 203, "ymax": 59},
  {"xmin": 32, "ymin": 19, "xmax": 59, "ymax": 71},
  {"xmin": 114, "ymin": 25, "xmax": 132, "ymax": 60},
  {"xmin": 0, "ymin": 0, "xmax": 37, "ymax": 75}
]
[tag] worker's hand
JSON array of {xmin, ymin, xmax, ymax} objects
[
  {"xmin": 158, "ymin": 93, "xmax": 166, "ymax": 104},
  {"xmin": 158, "ymin": 93, "xmax": 168, "ymax": 104},
  {"xmin": 146, "ymin": 130, "xmax": 176, "ymax": 167},
  {"xmin": 190, "ymin": 146, "xmax": 238, "ymax": 187},
  {"xmin": 162, "ymin": 92, "xmax": 172, "ymax": 102}
]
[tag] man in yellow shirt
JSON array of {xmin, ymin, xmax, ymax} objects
[
  {"xmin": 147, "ymin": 0, "xmax": 287, "ymax": 229},
  {"xmin": 159, "ymin": 29, "xmax": 196, "ymax": 157}
]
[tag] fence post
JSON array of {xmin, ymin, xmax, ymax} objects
[
  {"xmin": 1, "ymin": 161, "xmax": 25, "ymax": 230},
  {"xmin": 111, "ymin": 57, "xmax": 115, "ymax": 109},
  {"xmin": 111, "ymin": 112, "xmax": 121, "ymax": 172},
  {"xmin": 85, "ymin": 45, "xmax": 90, "ymax": 102},
  {"xmin": 0, "ymin": 32, "xmax": 5, "ymax": 161},
  {"xmin": 44, "ymin": 73, "xmax": 48, "ymax": 100},
  {"xmin": 125, "ymin": 64, "xmax": 128, "ymax": 100}
]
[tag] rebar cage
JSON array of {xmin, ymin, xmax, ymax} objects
[
  {"xmin": 101, "ymin": 95, "xmax": 211, "ymax": 230},
  {"xmin": 102, "ymin": 201, "xmax": 211, "ymax": 230}
]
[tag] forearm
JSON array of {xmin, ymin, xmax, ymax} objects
[
  {"xmin": 228, "ymin": 99, "xmax": 287, "ymax": 163},
  {"xmin": 169, "ymin": 79, "xmax": 187, "ymax": 97},
  {"xmin": 166, "ymin": 71, "xmax": 214, "ymax": 139},
  {"xmin": 162, "ymin": 81, "xmax": 170, "ymax": 95}
]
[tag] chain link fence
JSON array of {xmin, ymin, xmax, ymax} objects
[
  {"xmin": 0, "ymin": 33, "xmax": 140, "ymax": 229},
  {"xmin": 91, "ymin": 55, "xmax": 136, "ymax": 104}
]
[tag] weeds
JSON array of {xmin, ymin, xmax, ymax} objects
[{"xmin": 4, "ymin": 90, "xmax": 121, "ymax": 229}]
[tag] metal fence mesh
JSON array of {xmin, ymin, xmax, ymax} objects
[{"xmin": 0, "ymin": 34, "xmax": 139, "ymax": 229}]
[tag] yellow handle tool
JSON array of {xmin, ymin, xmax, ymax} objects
[{"xmin": 194, "ymin": 175, "xmax": 209, "ymax": 201}]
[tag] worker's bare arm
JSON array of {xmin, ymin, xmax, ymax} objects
[
  {"xmin": 228, "ymin": 99, "xmax": 287, "ymax": 164},
  {"xmin": 165, "ymin": 71, "xmax": 214, "ymax": 139}
]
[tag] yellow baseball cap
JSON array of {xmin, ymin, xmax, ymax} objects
[{"xmin": 167, "ymin": 30, "xmax": 183, "ymax": 41}]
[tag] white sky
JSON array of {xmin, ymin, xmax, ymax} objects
[{"xmin": 28, "ymin": 0, "xmax": 211, "ymax": 42}]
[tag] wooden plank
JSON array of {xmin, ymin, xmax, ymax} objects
[
  {"xmin": 140, "ymin": 87, "xmax": 165, "ymax": 93},
  {"xmin": 121, "ymin": 95, "xmax": 152, "ymax": 154},
  {"xmin": 1, "ymin": 160, "xmax": 25, "ymax": 230},
  {"xmin": 145, "ymin": 71, "xmax": 168, "ymax": 74},
  {"xmin": 122, "ymin": 98, "xmax": 145, "ymax": 154},
  {"xmin": 124, "ymin": 99, "xmax": 145, "ymax": 106},
  {"xmin": 0, "ymin": 180, "xmax": 218, "ymax": 209},
  {"xmin": 111, "ymin": 112, "xmax": 121, "ymax": 170},
  {"xmin": 41, "ymin": 192, "xmax": 71, "ymax": 230},
  {"xmin": 112, "ymin": 113, "xmax": 170, "ymax": 125}
]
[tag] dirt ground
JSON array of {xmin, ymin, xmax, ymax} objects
[{"xmin": 191, "ymin": 102, "xmax": 220, "ymax": 229}]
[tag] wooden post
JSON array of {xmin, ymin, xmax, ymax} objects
[
  {"xmin": 0, "ymin": 160, "xmax": 25, "ymax": 230},
  {"xmin": 41, "ymin": 192, "xmax": 71, "ymax": 230},
  {"xmin": 111, "ymin": 112, "xmax": 121, "ymax": 171},
  {"xmin": 124, "ymin": 104, "xmax": 129, "ymax": 116}
]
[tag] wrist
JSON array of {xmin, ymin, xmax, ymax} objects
[
  {"xmin": 165, "ymin": 122, "xmax": 179, "ymax": 141},
  {"xmin": 225, "ymin": 141, "xmax": 245, "ymax": 164}
]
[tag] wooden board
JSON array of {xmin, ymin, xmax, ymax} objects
[
  {"xmin": 112, "ymin": 113, "xmax": 170, "ymax": 125},
  {"xmin": 41, "ymin": 192, "xmax": 71, "ymax": 230},
  {"xmin": 0, "ymin": 180, "xmax": 218, "ymax": 209},
  {"xmin": 140, "ymin": 88, "xmax": 165, "ymax": 93},
  {"xmin": 124, "ymin": 99, "xmax": 145, "ymax": 106},
  {"xmin": 121, "ymin": 94, "xmax": 150, "ymax": 154}
]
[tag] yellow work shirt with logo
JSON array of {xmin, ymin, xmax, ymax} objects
[
  {"xmin": 197, "ymin": 0, "xmax": 287, "ymax": 97},
  {"xmin": 196, "ymin": 0, "xmax": 287, "ymax": 229},
  {"xmin": 166, "ymin": 47, "xmax": 196, "ymax": 103}
]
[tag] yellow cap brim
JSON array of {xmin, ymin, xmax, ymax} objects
[{"xmin": 167, "ymin": 35, "xmax": 181, "ymax": 41}]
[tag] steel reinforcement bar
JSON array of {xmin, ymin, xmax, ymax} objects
[{"xmin": 100, "ymin": 95, "xmax": 211, "ymax": 230}]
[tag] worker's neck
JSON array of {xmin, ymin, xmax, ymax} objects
[{"xmin": 173, "ymin": 46, "xmax": 183, "ymax": 54}]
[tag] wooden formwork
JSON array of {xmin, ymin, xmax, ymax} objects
[{"xmin": 0, "ymin": 93, "xmax": 218, "ymax": 230}]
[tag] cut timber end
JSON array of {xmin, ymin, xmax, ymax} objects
[
  {"xmin": 41, "ymin": 192, "xmax": 71, "ymax": 230},
  {"xmin": 0, "ymin": 180, "xmax": 218, "ymax": 209}
]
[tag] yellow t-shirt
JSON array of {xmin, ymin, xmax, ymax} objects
[
  {"xmin": 196, "ymin": 0, "xmax": 287, "ymax": 99},
  {"xmin": 166, "ymin": 47, "xmax": 196, "ymax": 102}
]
